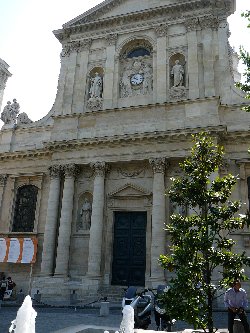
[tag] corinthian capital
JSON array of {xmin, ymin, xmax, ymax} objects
[
  {"xmin": 154, "ymin": 24, "xmax": 168, "ymax": 37},
  {"xmin": 184, "ymin": 18, "xmax": 199, "ymax": 32},
  {"xmin": 149, "ymin": 158, "xmax": 167, "ymax": 174},
  {"xmin": 105, "ymin": 34, "xmax": 118, "ymax": 46},
  {"xmin": 49, "ymin": 165, "xmax": 62, "ymax": 179},
  {"xmin": 0, "ymin": 174, "xmax": 7, "ymax": 186},
  {"xmin": 90, "ymin": 161, "xmax": 108, "ymax": 177},
  {"xmin": 63, "ymin": 164, "xmax": 80, "ymax": 177}
]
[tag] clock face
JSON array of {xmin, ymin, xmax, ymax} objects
[{"xmin": 130, "ymin": 73, "xmax": 144, "ymax": 85}]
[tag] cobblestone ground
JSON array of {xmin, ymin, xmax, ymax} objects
[{"xmin": 1, "ymin": 306, "xmax": 248, "ymax": 333}]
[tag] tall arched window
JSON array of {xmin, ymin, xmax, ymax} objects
[{"xmin": 12, "ymin": 185, "xmax": 38, "ymax": 232}]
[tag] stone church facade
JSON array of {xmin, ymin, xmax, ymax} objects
[{"xmin": 0, "ymin": 0, "xmax": 250, "ymax": 304}]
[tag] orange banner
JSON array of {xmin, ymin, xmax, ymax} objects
[{"xmin": 0, "ymin": 237, "xmax": 37, "ymax": 264}]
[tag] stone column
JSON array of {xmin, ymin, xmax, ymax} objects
[
  {"xmin": 87, "ymin": 162, "xmax": 107, "ymax": 277},
  {"xmin": 0, "ymin": 174, "xmax": 7, "ymax": 213},
  {"xmin": 40, "ymin": 165, "xmax": 61, "ymax": 276},
  {"xmin": 73, "ymin": 39, "xmax": 92, "ymax": 113},
  {"xmin": 103, "ymin": 34, "xmax": 117, "ymax": 109},
  {"xmin": 200, "ymin": 16, "xmax": 219, "ymax": 97},
  {"xmin": 185, "ymin": 18, "xmax": 200, "ymax": 100},
  {"xmin": 149, "ymin": 157, "xmax": 167, "ymax": 285},
  {"xmin": 54, "ymin": 164, "xmax": 79, "ymax": 276},
  {"xmin": 155, "ymin": 25, "xmax": 167, "ymax": 103}
]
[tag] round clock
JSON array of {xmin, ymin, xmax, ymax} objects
[{"xmin": 130, "ymin": 73, "xmax": 144, "ymax": 85}]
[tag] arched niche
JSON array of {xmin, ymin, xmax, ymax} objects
[
  {"xmin": 169, "ymin": 53, "xmax": 186, "ymax": 88},
  {"xmin": 76, "ymin": 192, "xmax": 93, "ymax": 232},
  {"xmin": 118, "ymin": 39, "xmax": 153, "ymax": 98},
  {"xmin": 86, "ymin": 67, "xmax": 104, "ymax": 111}
]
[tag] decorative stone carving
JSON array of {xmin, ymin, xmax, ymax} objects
[
  {"xmin": 1, "ymin": 99, "xmax": 20, "ymax": 125},
  {"xmin": 61, "ymin": 39, "xmax": 92, "ymax": 57},
  {"xmin": 154, "ymin": 24, "xmax": 168, "ymax": 37},
  {"xmin": 117, "ymin": 167, "xmax": 145, "ymax": 178},
  {"xmin": 105, "ymin": 33, "xmax": 118, "ymax": 46},
  {"xmin": 0, "ymin": 174, "xmax": 7, "ymax": 186},
  {"xmin": 63, "ymin": 164, "xmax": 80, "ymax": 177},
  {"xmin": 169, "ymin": 86, "xmax": 187, "ymax": 100},
  {"xmin": 119, "ymin": 57, "xmax": 153, "ymax": 98},
  {"xmin": 171, "ymin": 60, "xmax": 184, "ymax": 87},
  {"xmin": 149, "ymin": 157, "xmax": 166, "ymax": 174},
  {"xmin": 184, "ymin": 18, "xmax": 199, "ymax": 32},
  {"xmin": 86, "ymin": 97, "xmax": 103, "ymax": 111},
  {"xmin": 199, "ymin": 15, "xmax": 219, "ymax": 30},
  {"xmin": 49, "ymin": 165, "xmax": 61, "ymax": 179},
  {"xmin": 90, "ymin": 161, "xmax": 107, "ymax": 177},
  {"xmin": 17, "ymin": 112, "xmax": 33, "ymax": 125},
  {"xmin": 79, "ymin": 198, "xmax": 92, "ymax": 230}
]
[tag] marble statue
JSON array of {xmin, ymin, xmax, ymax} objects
[
  {"xmin": 17, "ymin": 112, "xmax": 33, "ymax": 125},
  {"xmin": 80, "ymin": 198, "xmax": 92, "ymax": 230},
  {"xmin": 171, "ymin": 60, "xmax": 184, "ymax": 87},
  {"xmin": 1, "ymin": 99, "xmax": 20, "ymax": 125},
  {"xmin": 142, "ymin": 63, "xmax": 152, "ymax": 94},
  {"xmin": 120, "ymin": 66, "xmax": 133, "ymax": 98},
  {"xmin": 89, "ymin": 73, "xmax": 103, "ymax": 98}
]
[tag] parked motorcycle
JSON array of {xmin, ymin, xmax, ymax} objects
[
  {"xmin": 152, "ymin": 285, "xmax": 176, "ymax": 331},
  {"xmin": 122, "ymin": 286, "xmax": 153, "ymax": 329}
]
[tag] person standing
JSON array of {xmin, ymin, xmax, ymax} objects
[
  {"xmin": 224, "ymin": 280, "xmax": 250, "ymax": 333},
  {"xmin": 0, "ymin": 276, "xmax": 7, "ymax": 300}
]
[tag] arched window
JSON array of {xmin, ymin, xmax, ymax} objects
[
  {"xmin": 12, "ymin": 185, "xmax": 38, "ymax": 232},
  {"xmin": 127, "ymin": 48, "xmax": 150, "ymax": 58}
]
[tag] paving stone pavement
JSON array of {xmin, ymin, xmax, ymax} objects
[{"xmin": 1, "ymin": 305, "xmax": 248, "ymax": 333}]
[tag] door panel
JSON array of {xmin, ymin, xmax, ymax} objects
[{"xmin": 112, "ymin": 211, "xmax": 147, "ymax": 286}]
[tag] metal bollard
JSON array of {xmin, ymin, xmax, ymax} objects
[
  {"xmin": 233, "ymin": 318, "xmax": 244, "ymax": 333},
  {"xmin": 100, "ymin": 301, "xmax": 110, "ymax": 317}
]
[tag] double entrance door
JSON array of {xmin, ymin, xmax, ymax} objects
[{"xmin": 111, "ymin": 211, "xmax": 147, "ymax": 286}]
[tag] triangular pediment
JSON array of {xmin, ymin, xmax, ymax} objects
[
  {"xmin": 64, "ymin": 0, "xmax": 189, "ymax": 27},
  {"xmin": 108, "ymin": 183, "xmax": 151, "ymax": 198}
]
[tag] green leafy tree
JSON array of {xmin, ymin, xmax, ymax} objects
[
  {"xmin": 159, "ymin": 133, "xmax": 250, "ymax": 332},
  {"xmin": 236, "ymin": 11, "xmax": 250, "ymax": 112}
]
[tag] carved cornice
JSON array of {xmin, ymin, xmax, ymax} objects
[
  {"xmin": 199, "ymin": 15, "xmax": 220, "ymax": 30},
  {"xmin": 54, "ymin": 0, "xmax": 230, "ymax": 43}
]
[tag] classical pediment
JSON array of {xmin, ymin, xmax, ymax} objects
[
  {"xmin": 108, "ymin": 183, "xmax": 151, "ymax": 198},
  {"xmin": 64, "ymin": 0, "xmax": 179, "ymax": 27}
]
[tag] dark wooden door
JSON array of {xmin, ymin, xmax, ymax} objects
[{"xmin": 111, "ymin": 211, "xmax": 147, "ymax": 286}]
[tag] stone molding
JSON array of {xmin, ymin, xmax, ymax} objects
[
  {"xmin": 0, "ymin": 174, "xmax": 7, "ymax": 186},
  {"xmin": 199, "ymin": 15, "xmax": 220, "ymax": 30},
  {"xmin": 49, "ymin": 165, "xmax": 62, "ymax": 179},
  {"xmin": 149, "ymin": 157, "xmax": 167, "ymax": 174},
  {"xmin": 54, "ymin": 0, "xmax": 231, "ymax": 42}
]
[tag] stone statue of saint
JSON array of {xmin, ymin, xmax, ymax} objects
[
  {"xmin": 80, "ymin": 198, "xmax": 92, "ymax": 230},
  {"xmin": 142, "ymin": 63, "xmax": 152, "ymax": 94},
  {"xmin": 171, "ymin": 60, "xmax": 184, "ymax": 87},
  {"xmin": 89, "ymin": 73, "xmax": 103, "ymax": 98},
  {"xmin": 1, "ymin": 99, "xmax": 20, "ymax": 125}
]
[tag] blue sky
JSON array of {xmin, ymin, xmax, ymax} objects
[{"xmin": 0, "ymin": 0, "xmax": 249, "ymax": 124}]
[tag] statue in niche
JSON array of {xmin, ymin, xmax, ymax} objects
[
  {"xmin": 89, "ymin": 72, "xmax": 103, "ymax": 98},
  {"xmin": 1, "ymin": 99, "xmax": 20, "ymax": 125},
  {"xmin": 80, "ymin": 198, "xmax": 92, "ymax": 230},
  {"xmin": 120, "ymin": 65, "xmax": 133, "ymax": 98},
  {"xmin": 171, "ymin": 60, "xmax": 184, "ymax": 87}
]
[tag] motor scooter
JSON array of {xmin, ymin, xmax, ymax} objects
[
  {"xmin": 152, "ymin": 285, "xmax": 176, "ymax": 331},
  {"xmin": 122, "ymin": 286, "xmax": 153, "ymax": 329}
]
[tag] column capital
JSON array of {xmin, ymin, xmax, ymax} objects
[
  {"xmin": 184, "ymin": 18, "xmax": 199, "ymax": 32},
  {"xmin": 105, "ymin": 33, "xmax": 118, "ymax": 46},
  {"xmin": 154, "ymin": 24, "xmax": 168, "ymax": 37},
  {"xmin": 63, "ymin": 164, "xmax": 80, "ymax": 178},
  {"xmin": 0, "ymin": 174, "xmax": 7, "ymax": 186},
  {"xmin": 149, "ymin": 157, "xmax": 169, "ymax": 174},
  {"xmin": 90, "ymin": 161, "xmax": 109, "ymax": 177},
  {"xmin": 49, "ymin": 165, "xmax": 62, "ymax": 179}
]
